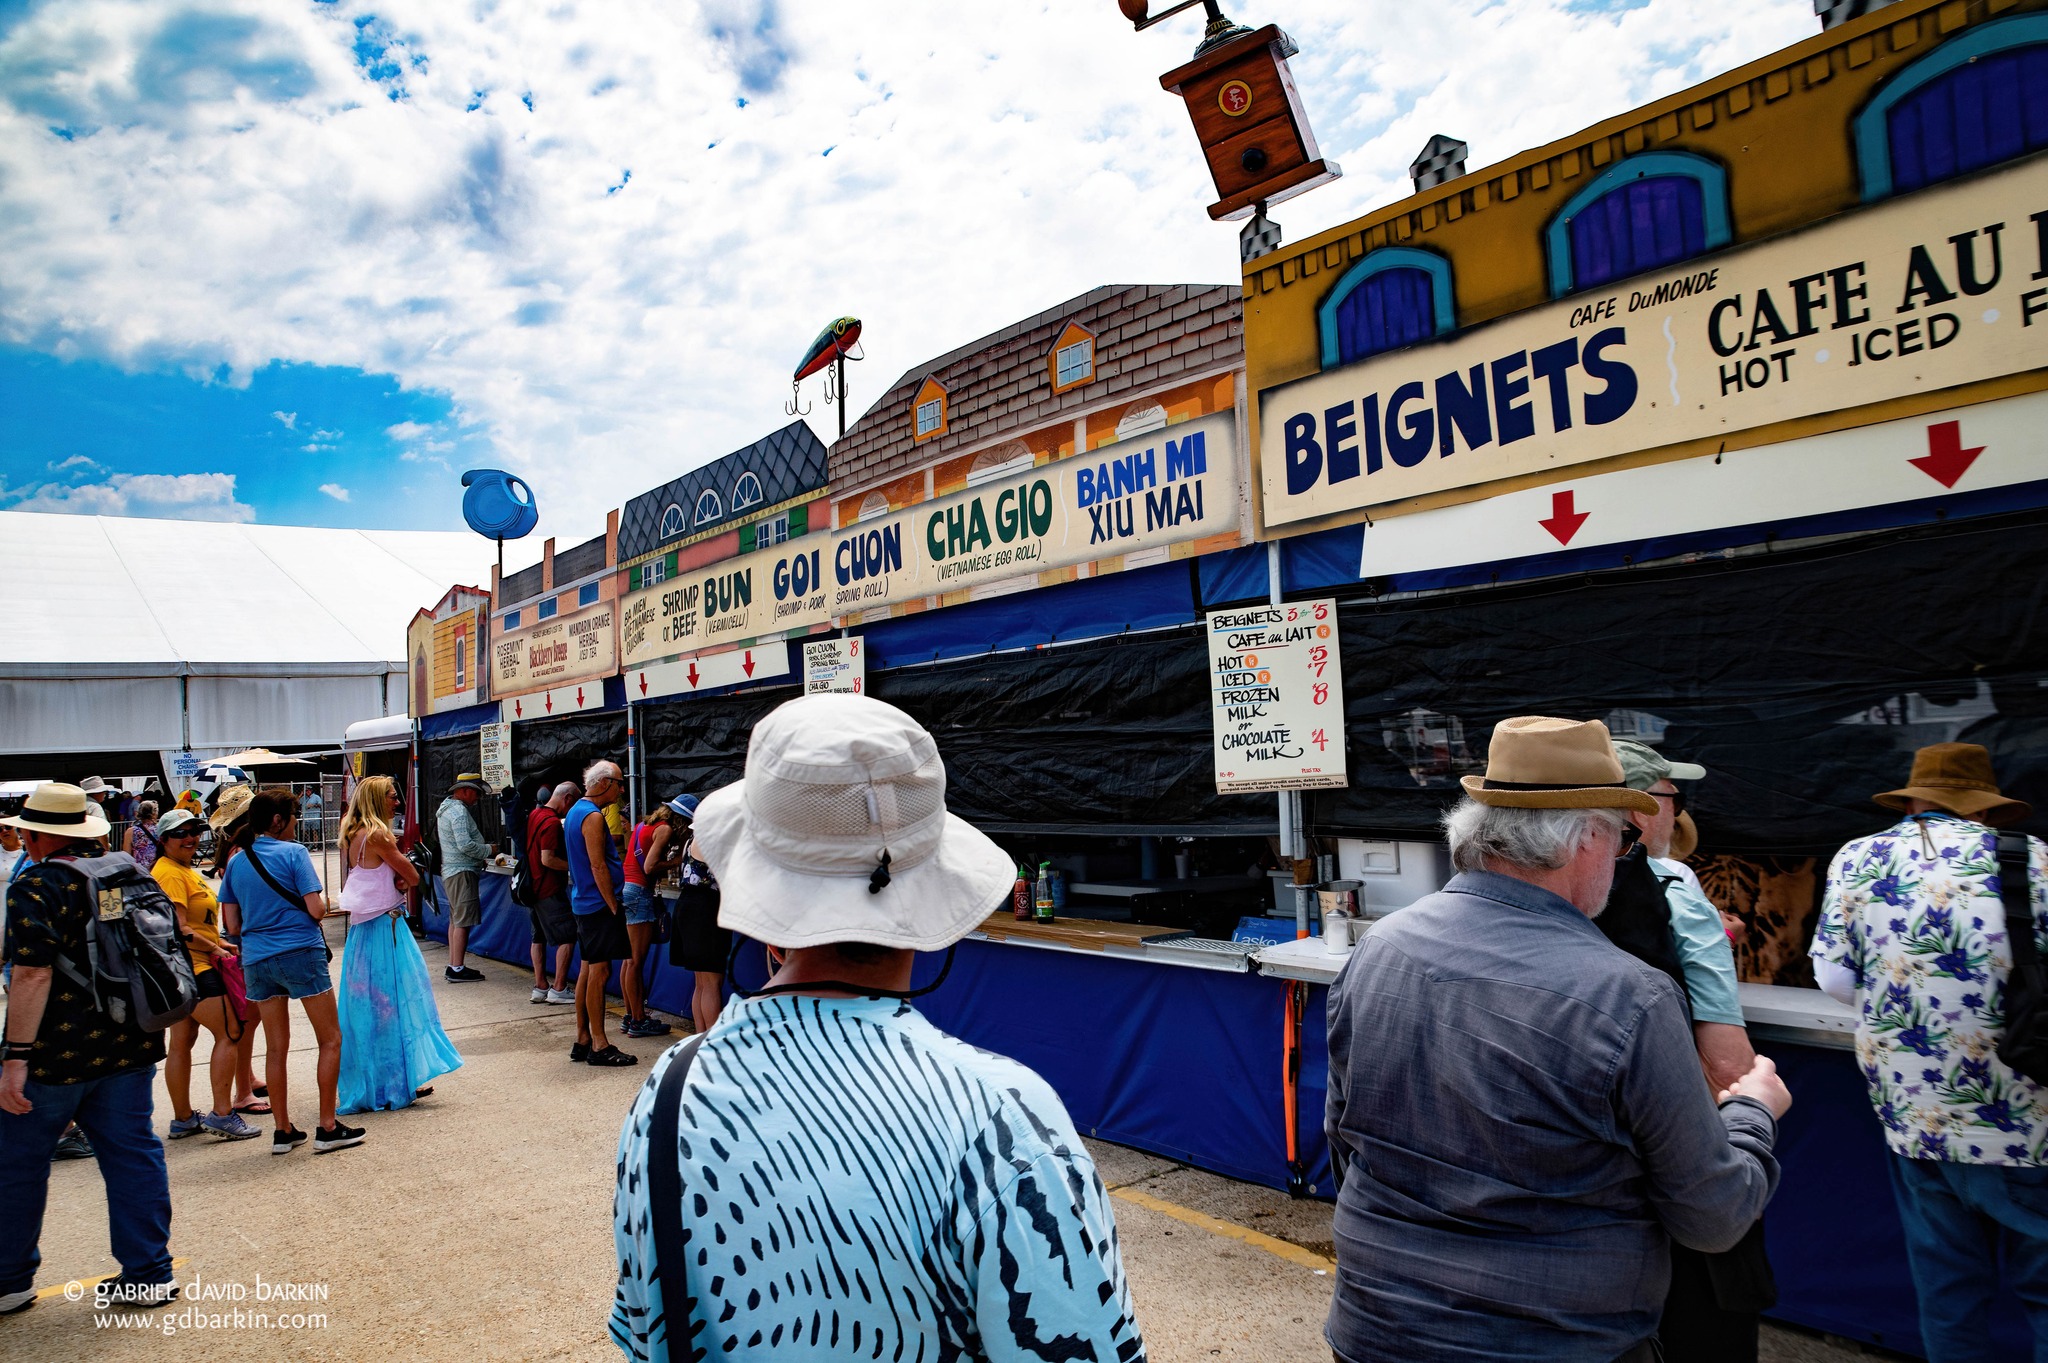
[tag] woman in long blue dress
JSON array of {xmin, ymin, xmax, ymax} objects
[{"xmin": 336, "ymin": 776, "xmax": 462, "ymax": 1112}]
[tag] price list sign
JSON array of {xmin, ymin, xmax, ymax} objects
[{"xmin": 1204, "ymin": 599, "xmax": 1346, "ymax": 794}]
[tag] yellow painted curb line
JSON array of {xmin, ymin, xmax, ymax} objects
[
  {"xmin": 1109, "ymin": 1186, "xmax": 1334, "ymax": 1273},
  {"xmin": 36, "ymin": 1257, "xmax": 189, "ymax": 1301}
]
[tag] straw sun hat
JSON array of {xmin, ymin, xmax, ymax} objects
[
  {"xmin": 1, "ymin": 783, "xmax": 113, "ymax": 839},
  {"xmin": 1461, "ymin": 717, "xmax": 1660, "ymax": 815},
  {"xmin": 1874, "ymin": 742, "xmax": 2031, "ymax": 827},
  {"xmin": 692, "ymin": 693, "xmax": 1015, "ymax": 952}
]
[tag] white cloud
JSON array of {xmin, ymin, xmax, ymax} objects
[
  {"xmin": 270, "ymin": 410, "xmax": 297, "ymax": 429},
  {"xmin": 0, "ymin": 470, "xmax": 254, "ymax": 521},
  {"xmin": 48, "ymin": 453, "xmax": 104, "ymax": 476},
  {"xmin": 0, "ymin": 0, "xmax": 1814, "ymax": 544},
  {"xmin": 385, "ymin": 420, "xmax": 434, "ymax": 441},
  {"xmin": 318, "ymin": 482, "xmax": 350, "ymax": 501}
]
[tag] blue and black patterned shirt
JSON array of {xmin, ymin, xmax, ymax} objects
[{"xmin": 611, "ymin": 993, "xmax": 1145, "ymax": 1363}]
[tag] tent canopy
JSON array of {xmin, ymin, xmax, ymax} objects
[{"xmin": 0, "ymin": 511, "xmax": 493, "ymax": 679}]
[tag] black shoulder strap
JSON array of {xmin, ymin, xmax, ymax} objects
[
  {"xmin": 647, "ymin": 1032, "xmax": 707, "ymax": 1345},
  {"xmin": 1999, "ymin": 832, "xmax": 2037, "ymax": 970},
  {"xmin": 240, "ymin": 844, "xmax": 318, "ymax": 922}
]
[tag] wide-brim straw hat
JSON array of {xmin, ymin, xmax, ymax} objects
[
  {"xmin": 694, "ymin": 693, "xmax": 1016, "ymax": 952},
  {"xmin": 1874, "ymin": 743, "xmax": 2031, "ymax": 827},
  {"xmin": 2, "ymin": 782, "xmax": 112, "ymax": 839},
  {"xmin": 1669, "ymin": 810, "xmax": 1700, "ymax": 861},
  {"xmin": 208, "ymin": 784, "xmax": 254, "ymax": 830},
  {"xmin": 450, "ymin": 773, "xmax": 489, "ymax": 794},
  {"xmin": 1461, "ymin": 717, "xmax": 1660, "ymax": 814}
]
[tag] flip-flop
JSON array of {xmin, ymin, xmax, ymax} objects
[
  {"xmin": 413, "ymin": 1087, "xmax": 434, "ymax": 1099},
  {"xmin": 252, "ymin": 1085, "xmax": 269, "ymax": 1098},
  {"xmin": 234, "ymin": 1100, "xmax": 272, "ymax": 1115}
]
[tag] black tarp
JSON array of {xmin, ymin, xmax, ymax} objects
[
  {"xmin": 633, "ymin": 509, "xmax": 2048, "ymax": 857},
  {"xmin": 421, "ymin": 710, "xmax": 626, "ymax": 850},
  {"xmin": 1313, "ymin": 509, "xmax": 2048, "ymax": 854}
]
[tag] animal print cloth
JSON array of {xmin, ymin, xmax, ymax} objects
[
  {"xmin": 1812, "ymin": 813, "xmax": 2048, "ymax": 1166},
  {"xmin": 610, "ymin": 993, "xmax": 1146, "ymax": 1362}
]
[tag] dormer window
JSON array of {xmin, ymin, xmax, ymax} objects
[
  {"xmin": 913, "ymin": 376, "xmax": 948, "ymax": 442},
  {"xmin": 1049, "ymin": 322, "xmax": 1096, "ymax": 395},
  {"xmin": 732, "ymin": 471, "xmax": 764, "ymax": 510},
  {"xmin": 658, "ymin": 503, "xmax": 685, "ymax": 540},
  {"xmin": 695, "ymin": 488, "xmax": 723, "ymax": 526}
]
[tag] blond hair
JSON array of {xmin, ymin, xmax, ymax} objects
[{"xmin": 340, "ymin": 775, "xmax": 396, "ymax": 850}]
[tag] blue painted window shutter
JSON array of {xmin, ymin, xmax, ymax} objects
[
  {"xmin": 1568, "ymin": 177, "xmax": 1707, "ymax": 292},
  {"xmin": 1887, "ymin": 44, "xmax": 2048, "ymax": 193},
  {"xmin": 1330, "ymin": 268, "xmax": 1436, "ymax": 366}
]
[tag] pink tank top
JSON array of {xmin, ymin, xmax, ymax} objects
[{"xmin": 340, "ymin": 832, "xmax": 404, "ymax": 924}]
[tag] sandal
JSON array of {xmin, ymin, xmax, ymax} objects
[
  {"xmin": 413, "ymin": 1086, "xmax": 434, "ymax": 1099},
  {"xmin": 585, "ymin": 1046, "xmax": 639, "ymax": 1068},
  {"xmin": 252, "ymin": 1085, "xmax": 268, "ymax": 1099},
  {"xmin": 234, "ymin": 1099, "xmax": 272, "ymax": 1115}
]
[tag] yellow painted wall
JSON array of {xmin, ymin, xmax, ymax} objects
[{"xmin": 1242, "ymin": 0, "xmax": 2048, "ymax": 535}]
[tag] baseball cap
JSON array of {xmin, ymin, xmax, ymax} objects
[{"xmin": 1612, "ymin": 739, "xmax": 1707, "ymax": 791}]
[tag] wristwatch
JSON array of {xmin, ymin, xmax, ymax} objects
[{"xmin": 2, "ymin": 1040, "xmax": 33, "ymax": 1063}]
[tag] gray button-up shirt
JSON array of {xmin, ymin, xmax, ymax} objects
[{"xmin": 1325, "ymin": 870, "xmax": 1779, "ymax": 1362}]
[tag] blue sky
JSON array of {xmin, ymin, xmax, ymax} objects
[{"xmin": 0, "ymin": 0, "xmax": 1813, "ymax": 557}]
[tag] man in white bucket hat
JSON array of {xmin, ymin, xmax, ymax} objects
[{"xmin": 608, "ymin": 693, "xmax": 1144, "ymax": 1363}]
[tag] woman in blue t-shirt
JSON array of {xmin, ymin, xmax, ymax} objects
[{"xmin": 219, "ymin": 788, "xmax": 364, "ymax": 1157}]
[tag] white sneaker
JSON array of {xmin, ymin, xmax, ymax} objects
[
  {"xmin": 531, "ymin": 987, "xmax": 548, "ymax": 1003},
  {"xmin": 545, "ymin": 988, "xmax": 575, "ymax": 1005},
  {"xmin": 0, "ymin": 1287, "xmax": 35, "ymax": 1316}
]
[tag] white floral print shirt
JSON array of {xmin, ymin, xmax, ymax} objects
[{"xmin": 1813, "ymin": 813, "xmax": 2048, "ymax": 1166}]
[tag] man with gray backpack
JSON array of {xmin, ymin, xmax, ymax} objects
[{"xmin": 0, "ymin": 782, "xmax": 197, "ymax": 1315}]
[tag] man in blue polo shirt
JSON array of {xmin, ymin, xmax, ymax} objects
[{"xmin": 565, "ymin": 761, "xmax": 634, "ymax": 1068}]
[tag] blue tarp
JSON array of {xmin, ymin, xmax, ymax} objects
[
  {"xmin": 855, "ymin": 560, "xmax": 1197, "ymax": 669},
  {"xmin": 419, "ymin": 700, "xmax": 498, "ymax": 740}
]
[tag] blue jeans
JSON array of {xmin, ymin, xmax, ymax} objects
[
  {"xmin": 0, "ymin": 1064, "xmax": 173, "ymax": 1294},
  {"xmin": 1888, "ymin": 1153, "xmax": 2048, "ymax": 1363}
]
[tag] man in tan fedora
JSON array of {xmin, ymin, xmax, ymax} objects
[
  {"xmin": 1325, "ymin": 717, "xmax": 1791, "ymax": 1363},
  {"xmin": 0, "ymin": 784, "xmax": 176, "ymax": 1315},
  {"xmin": 1812, "ymin": 742, "xmax": 2048, "ymax": 1363}
]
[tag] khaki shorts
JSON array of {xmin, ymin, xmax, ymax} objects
[{"xmin": 443, "ymin": 871, "xmax": 482, "ymax": 929}]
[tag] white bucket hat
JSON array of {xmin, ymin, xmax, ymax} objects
[
  {"xmin": 2, "ymin": 782, "xmax": 112, "ymax": 839},
  {"xmin": 694, "ymin": 693, "xmax": 1014, "ymax": 952}
]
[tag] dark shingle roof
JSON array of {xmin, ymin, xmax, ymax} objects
[
  {"xmin": 829, "ymin": 284, "xmax": 1242, "ymax": 490},
  {"xmin": 618, "ymin": 419, "xmax": 830, "ymax": 563}
]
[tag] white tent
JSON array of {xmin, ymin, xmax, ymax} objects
[{"xmin": 0, "ymin": 510, "xmax": 493, "ymax": 758}]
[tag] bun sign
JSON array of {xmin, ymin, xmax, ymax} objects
[{"xmin": 460, "ymin": 469, "xmax": 539, "ymax": 540}]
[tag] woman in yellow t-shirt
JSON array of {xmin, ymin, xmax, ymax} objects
[{"xmin": 152, "ymin": 810, "xmax": 260, "ymax": 1141}]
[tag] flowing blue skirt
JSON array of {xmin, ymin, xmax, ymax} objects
[{"xmin": 337, "ymin": 913, "xmax": 463, "ymax": 1114}]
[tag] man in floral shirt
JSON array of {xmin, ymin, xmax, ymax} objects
[{"xmin": 1811, "ymin": 742, "xmax": 2047, "ymax": 1362}]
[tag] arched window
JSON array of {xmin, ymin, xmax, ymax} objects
[
  {"xmin": 1545, "ymin": 151, "xmax": 1730, "ymax": 297},
  {"xmin": 694, "ymin": 488, "xmax": 722, "ymax": 526},
  {"xmin": 1855, "ymin": 14, "xmax": 2048, "ymax": 200},
  {"xmin": 657, "ymin": 503, "xmax": 685, "ymax": 540},
  {"xmin": 1316, "ymin": 247, "xmax": 1455, "ymax": 368},
  {"xmin": 732, "ymin": 471, "xmax": 764, "ymax": 510}
]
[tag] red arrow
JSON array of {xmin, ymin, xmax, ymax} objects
[
  {"xmin": 1538, "ymin": 489, "xmax": 1590, "ymax": 546},
  {"xmin": 686, "ymin": 661, "xmax": 700, "ymax": 687},
  {"xmin": 742, "ymin": 649, "xmax": 755, "ymax": 677},
  {"xmin": 514, "ymin": 699, "xmax": 522, "ymax": 718},
  {"xmin": 575, "ymin": 686, "xmax": 585, "ymax": 706},
  {"xmin": 1910, "ymin": 420, "xmax": 1984, "ymax": 488},
  {"xmin": 544, "ymin": 691, "xmax": 554, "ymax": 713},
  {"xmin": 638, "ymin": 672, "xmax": 648, "ymax": 696}
]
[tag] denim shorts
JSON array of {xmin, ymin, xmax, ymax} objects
[
  {"xmin": 621, "ymin": 882, "xmax": 659, "ymax": 926},
  {"xmin": 242, "ymin": 944, "xmax": 333, "ymax": 1002}
]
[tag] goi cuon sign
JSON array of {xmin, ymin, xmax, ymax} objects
[
  {"xmin": 1258, "ymin": 156, "xmax": 2048, "ymax": 529},
  {"xmin": 619, "ymin": 411, "xmax": 1239, "ymax": 668}
]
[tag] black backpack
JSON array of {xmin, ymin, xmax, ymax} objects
[
  {"xmin": 44, "ymin": 853, "xmax": 200, "ymax": 1031},
  {"xmin": 1997, "ymin": 833, "xmax": 2048, "ymax": 1085}
]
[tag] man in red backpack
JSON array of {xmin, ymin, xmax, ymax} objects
[{"xmin": 0, "ymin": 783, "xmax": 176, "ymax": 1315}]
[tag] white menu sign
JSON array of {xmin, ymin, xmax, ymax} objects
[
  {"xmin": 1204, "ymin": 599, "xmax": 1347, "ymax": 793},
  {"xmin": 803, "ymin": 638, "xmax": 866, "ymax": 694},
  {"xmin": 479, "ymin": 722, "xmax": 512, "ymax": 792}
]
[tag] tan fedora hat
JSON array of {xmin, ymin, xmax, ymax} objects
[
  {"xmin": 1461, "ymin": 717, "xmax": 1660, "ymax": 814},
  {"xmin": 2, "ymin": 782, "xmax": 112, "ymax": 839},
  {"xmin": 1874, "ymin": 743, "xmax": 2031, "ymax": 827},
  {"xmin": 208, "ymin": 784, "xmax": 254, "ymax": 830}
]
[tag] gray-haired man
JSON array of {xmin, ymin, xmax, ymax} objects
[{"xmin": 1325, "ymin": 716, "xmax": 1791, "ymax": 1363}]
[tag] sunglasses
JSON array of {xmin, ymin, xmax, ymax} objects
[
  {"xmin": 1615, "ymin": 824, "xmax": 1642, "ymax": 856},
  {"xmin": 1651, "ymin": 789, "xmax": 1688, "ymax": 814},
  {"xmin": 163, "ymin": 828, "xmax": 203, "ymax": 840}
]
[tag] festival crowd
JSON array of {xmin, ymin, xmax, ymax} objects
[{"xmin": 1, "ymin": 699, "xmax": 2040, "ymax": 1363}]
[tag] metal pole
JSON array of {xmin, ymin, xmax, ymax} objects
[
  {"xmin": 626, "ymin": 698, "xmax": 641, "ymax": 826},
  {"xmin": 834, "ymin": 352, "xmax": 847, "ymax": 440}
]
